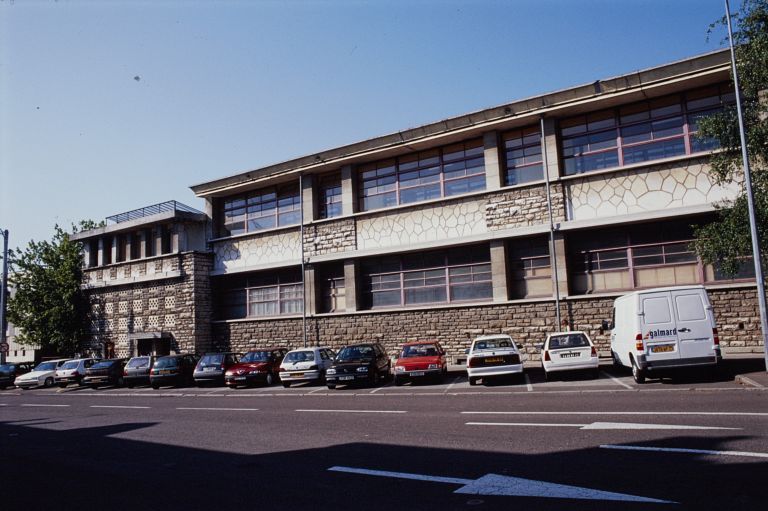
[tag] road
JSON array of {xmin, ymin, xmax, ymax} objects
[{"xmin": 1, "ymin": 362, "xmax": 766, "ymax": 510}]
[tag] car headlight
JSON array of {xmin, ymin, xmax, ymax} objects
[
  {"xmin": 395, "ymin": 366, "xmax": 405, "ymax": 372},
  {"xmin": 326, "ymin": 369, "xmax": 336, "ymax": 375},
  {"xmin": 248, "ymin": 370, "xmax": 260, "ymax": 374},
  {"xmin": 428, "ymin": 364, "xmax": 439, "ymax": 369},
  {"xmin": 356, "ymin": 366, "xmax": 369, "ymax": 373}
]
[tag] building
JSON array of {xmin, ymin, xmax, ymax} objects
[{"xmin": 76, "ymin": 49, "xmax": 763, "ymax": 360}]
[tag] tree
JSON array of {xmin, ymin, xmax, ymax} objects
[
  {"xmin": 693, "ymin": 0, "xmax": 768, "ymax": 276},
  {"xmin": 7, "ymin": 222, "xmax": 99, "ymax": 357}
]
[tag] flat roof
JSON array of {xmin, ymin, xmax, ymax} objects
[{"xmin": 191, "ymin": 49, "xmax": 731, "ymax": 198}]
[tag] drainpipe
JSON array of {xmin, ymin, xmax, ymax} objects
[{"xmin": 541, "ymin": 117, "xmax": 562, "ymax": 330}]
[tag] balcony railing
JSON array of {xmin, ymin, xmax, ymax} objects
[{"xmin": 106, "ymin": 201, "xmax": 203, "ymax": 225}]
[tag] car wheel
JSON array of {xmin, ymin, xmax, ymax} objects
[
  {"xmin": 265, "ymin": 372, "xmax": 274, "ymax": 386},
  {"xmin": 151, "ymin": 383, "xmax": 160, "ymax": 390},
  {"xmin": 117, "ymin": 377, "xmax": 124, "ymax": 387},
  {"xmin": 592, "ymin": 368, "xmax": 601, "ymax": 379},
  {"xmin": 468, "ymin": 376, "xmax": 478, "ymax": 386},
  {"xmin": 370, "ymin": 370, "xmax": 380, "ymax": 387},
  {"xmin": 44, "ymin": 377, "xmax": 54, "ymax": 388},
  {"xmin": 282, "ymin": 382, "xmax": 291, "ymax": 388},
  {"xmin": 90, "ymin": 384, "xmax": 99, "ymax": 390},
  {"xmin": 126, "ymin": 383, "xmax": 134, "ymax": 389},
  {"xmin": 327, "ymin": 384, "xmax": 336, "ymax": 390},
  {"xmin": 394, "ymin": 376, "xmax": 404, "ymax": 387},
  {"xmin": 0, "ymin": 385, "xmax": 6, "ymax": 390},
  {"xmin": 631, "ymin": 359, "xmax": 645, "ymax": 384}
]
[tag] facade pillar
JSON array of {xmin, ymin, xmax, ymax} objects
[
  {"xmin": 304, "ymin": 265, "xmax": 319, "ymax": 315},
  {"xmin": 302, "ymin": 173, "xmax": 316, "ymax": 223},
  {"xmin": 550, "ymin": 232, "xmax": 569, "ymax": 298},
  {"xmin": 97, "ymin": 237, "xmax": 105, "ymax": 266},
  {"xmin": 490, "ymin": 240, "xmax": 509, "ymax": 302},
  {"xmin": 154, "ymin": 227, "xmax": 163, "ymax": 256},
  {"xmin": 83, "ymin": 242, "xmax": 92, "ymax": 268},
  {"xmin": 542, "ymin": 118, "xmax": 561, "ymax": 182},
  {"xmin": 341, "ymin": 164, "xmax": 357, "ymax": 216},
  {"xmin": 171, "ymin": 226, "xmax": 180, "ymax": 253},
  {"xmin": 483, "ymin": 131, "xmax": 503, "ymax": 191},
  {"xmin": 110, "ymin": 235, "xmax": 118, "ymax": 264},
  {"xmin": 204, "ymin": 198, "xmax": 215, "ymax": 242},
  {"xmin": 343, "ymin": 259, "xmax": 359, "ymax": 312},
  {"xmin": 139, "ymin": 230, "xmax": 148, "ymax": 258},
  {"xmin": 125, "ymin": 234, "xmax": 133, "ymax": 262}
]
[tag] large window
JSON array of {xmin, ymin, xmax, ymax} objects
[
  {"xmin": 213, "ymin": 268, "xmax": 303, "ymax": 320},
  {"xmin": 318, "ymin": 173, "xmax": 343, "ymax": 219},
  {"xmin": 359, "ymin": 139, "xmax": 485, "ymax": 211},
  {"xmin": 503, "ymin": 126, "xmax": 543, "ymax": 186},
  {"xmin": 362, "ymin": 245, "xmax": 492, "ymax": 308},
  {"xmin": 319, "ymin": 263, "xmax": 345, "ymax": 313},
  {"xmin": 219, "ymin": 184, "xmax": 301, "ymax": 237},
  {"xmin": 508, "ymin": 237, "xmax": 551, "ymax": 298},
  {"xmin": 561, "ymin": 84, "xmax": 734, "ymax": 175}
]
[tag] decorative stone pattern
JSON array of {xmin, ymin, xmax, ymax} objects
[
  {"xmin": 485, "ymin": 184, "xmax": 565, "ymax": 230},
  {"xmin": 566, "ymin": 158, "xmax": 739, "ymax": 220},
  {"xmin": 213, "ymin": 230, "xmax": 301, "ymax": 272},
  {"xmin": 212, "ymin": 286, "xmax": 761, "ymax": 359},
  {"xmin": 304, "ymin": 218, "xmax": 357, "ymax": 256},
  {"xmin": 83, "ymin": 256, "xmax": 181, "ymax": 287}
]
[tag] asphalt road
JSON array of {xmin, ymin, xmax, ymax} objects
[{"xmin": 1, "ymin": 363, "xmax": 766, "ymax": 510}]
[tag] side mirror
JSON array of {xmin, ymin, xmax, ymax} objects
[{"xmin": 601, "ymin": 319, "xmax": 613, "ymax": 331}]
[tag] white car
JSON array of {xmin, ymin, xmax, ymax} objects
[
  {"xmin": 15, "ymin": 359, "xmax": 70, "ymax": 389},
  {"xmin": 279, "ymin": 347, "xmax": 336, "ymax": 388},
  {"xmin": 466, "ymin": 335, "xmax": 524, "ymax": 386},
  {"xmin": 54, "ymin": 358, "xmax": 101, "ymax": 388},
  {"xmin": 541, "ymin": 331, "xmax": 599, "ymax": 380}
]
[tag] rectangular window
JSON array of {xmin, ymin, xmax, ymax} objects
[
  {"xmin": 359, "ymin": 139, "xmax": 485, "ymax": 211},
  {"xmin": 213, "ymin": 269, "xmax": 303, "ymax": 319},
  {"xmin": 362, "ymin": 245, "xmax": 492, "ymax": 308},
  {"xmin": 503, "ymin": 126, "xmax": 543, "ymax": 185},
  {"xmin": 219, "ymin": 184, "xmax": 301, "ymax": 237},
  {"xmin": 319, "ymin": 264, "xmax": 346, "ymax": 313},
  {"xmin": 318, "ymin": 173, "xmax": 343, "ymax": 219},
  {"xmin": 561, "ymin": 83, "xmax": 733, "ymax": 175},
  {"xmin": 508, "ymin": 237, "xmax": 551, "ymax": 298}
]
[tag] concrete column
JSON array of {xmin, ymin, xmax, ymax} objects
[
  {"xmin": 154, "ymin": 227, "xmax": 163, "ymax": 256},
  {"xmin": 178, "ymin": 224, "xmax": 189, "ymax": 252},
  {"xmin": 549, "ymin": 232, "xmax": 569, "ymax": 298},
  {"xmin": 483, "ymin": 131, "xmax": 503, "ymax": 190},
  {"xmin": 171, "ymin": 226, "xmax": 180, "ymax": 253},
  {"xmin": 343, "ymin": 259, "xmax": 360, "ymax": 312},
  {"xmin": 204, "ymin": 198, "xmax": 215, "ymax": 241},
  {"xmin": 125, "ymin": 234, "xmax": 133, "ymax": 262},
  {"xmin": 341, "ymin": 164, "xmax": 357, "ymax": 215},
  {"xmin": 304, "ymin": 265, "xmax": 319, "ymax": 315},
  {"xmin": 301, "ymin": 174, "xmax": 316, "ymax": 223},
  {"xmin": 542, "ymin": 118, "xmax": 561, "ymax": 181},
  {"xmin": 83, "ymin": 242, "xmax": 92, "ymax": 268},
  {"xmin": 97, "ymin": 237, "xmax": 105, "ymax": 266},
  {"xmin": 139, "ymin": 230, "xmax": 148, "ymax": 258},
  {"xmin": 490, "ymin": 240, "xmax": 509, "ymax": 302},
  {"xmin": 110, "ymin": 236, "xmax": 118, "ymax": 264}
]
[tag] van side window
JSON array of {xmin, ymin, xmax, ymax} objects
[
  {"xmin": 675, "ymin": 294, "xmax": 706, "ymax": 321},
  {"xmin": 643, "ymin": 296, "xmax": 672, "ymax": 324}
]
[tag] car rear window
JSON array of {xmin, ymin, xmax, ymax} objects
[
  {"xmin": 200, "ymin": 354, "xmax": 224, "ymax": 365},
  {"xmin": 401, "ymin": 344, "xmax": 439, "ymax": 358},
  {"xmin": 241, "ymin": 351, "xmax": 270, "ymax": 363},
  {"xmin": 127, "ymin": 357, "xmax": 151, "ymax": 368},
  {"xmin": 473, "ymin": 339, "xmax": 514, "ymax": 351},
  {"xmin": 548, "ymin": 334, "xmax": 590, "ymax": 349},
  {"xmin": 154, "ymin": 357, "xmax": 179, "ymax": 368},
  {"xmin": 61, "ymin": 361, "xmax": 80, "ymax": 370},
  {"xmin": 91, "ymin": 360, "xmax": 117, "ymax": 369},
  {"xmin": 284, "ymin": 351, "xmax": 315, "ymax": 363}
]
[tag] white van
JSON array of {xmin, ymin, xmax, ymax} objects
[{"xmin": 607, "ymin": 285, "xmax": 721, "ymax": 383}]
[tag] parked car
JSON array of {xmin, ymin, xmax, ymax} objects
[
  {"xmin": 83, "ymin": 359, "xmax": 128, "ymax": 388},
  {"xmin": 55, "ymin": 358, "xmax": 101, "ymax": 387},
  {"xmin": 123, "ymin": 356, "xmax": 156, "ymax": 388},
  {"xmin": 541, "ymin": 331, "xmax": 599, "ymax": 380},
  {"xmin": 0, "ymin": 361, "xmax": 35, "ymax": 390},
  {"xmin": 279, "ymin": 347, "xmax": 336, "ymax": 387},
  {"xmin": 393, "ymin": 341, "xmax": 448, "ymax": 386},
  {"xmin": 150, "ymin": 354, "xmax": 199, "ymax": 389},
  {"xmin": 194, "ymin": 352, "xmax": 241, "ymax": 386},
  {"xmin": 224, "ymin": 348, "xmax": 287, "ymax": 388},
  {"xmin": 607, "ymin": 285, "xmax": 722, "ymax": 383},
  {"xmin": 326, "ymin": 342, "xmax": 390, "ymax": 389},
  {"xmin": 466, "ymin": 335, "xmax": 524, "ymax": 385},
  {"xmin": 15, "ymin": 359, "xmax": 70, "ymax": 389}
]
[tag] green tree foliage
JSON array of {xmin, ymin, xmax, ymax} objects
[
  {"xmin": 6, "ymin": 222, "xmax": 99, "ymax": 357},
  {"xmin": 693, "ymin": 0, "xmax": 768, "ymax": 276}
]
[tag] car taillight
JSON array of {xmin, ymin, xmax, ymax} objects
[
  {"xmin": 544, "ymin": 351, "xmax": 550, "ymax": 362},
  {"xmin": 635, "ymin": 333, "xmax": 644, "ymax": 351},
  {"xmin": 123, "ymin": 369, "xmax": 128, "ymax": 376},
  {"xmin": 468, "ymin": 358, "xmax": 478, "ymax": 368},
  {"xmin": 713, "ymin": 328, "xmax": 720, "ymax": 345},
  {"xmin": 590, "ymin": 346, "xmax": 597, "ymax": 356}
]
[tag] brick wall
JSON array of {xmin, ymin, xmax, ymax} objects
[
  {"xmin": 485, "ymin": 183, "xmax": 565, "ymax": 230},
  {"xmin": 304, "ymin": 218, "xmax": 357, "ymax": 256}
]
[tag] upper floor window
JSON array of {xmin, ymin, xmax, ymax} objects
[
  {"xmin": 508, "ymin": 236, "xmax": 551, "ymax": 298},
  {"xmin": 318, "ymin": 173, "xmax": 342, "ymax": 219},
  {"xmin": 213, "ymin": 268, "xmax": 303, "ymax": 320},
  {"xmin": 503, "ymin": 126, "xmax": 543, "ymax": 186},
  {"xmin": 561, "ymin": 83, "xmax": 734, "ymax": 175},
  {"xmin": 219, "ymin": 184, "xmax": 301, "ymax": 237},
  {"xmin": 359, "ymin": 139, "xmax": 485, "ymax": 211}
]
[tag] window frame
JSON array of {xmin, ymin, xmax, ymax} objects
[
  {"xmin": 318, "ymin": 172, "xmax": 343, "ymax": 219},
  {"xmin": 502, "ymin": 126, "xmax": 544, "ymax": 186},
  {"xmin": 219, "ymin": 183, "xmax": 301, "ymax": 237}
]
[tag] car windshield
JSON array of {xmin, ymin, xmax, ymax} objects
[
  {"xmin": 336, "ymin": 346, "xmax": 374, "ymax": 361},
  {"xmin": 241, "ymin": 351, "xmax": 270, "ymax": 363},
  {"xmin": 34, "ymin": 362, "xmax": 58, "ymax": 371},
  {"xmin": 61, "ymin": 361, "xmax": 80, "ymax": 370},
  {"xmin": 127, "ymin": 357, "xmax": 150, "ymax": 368},
  {"xmin": 284, "ymin": 351, "xmax": 314, "ymax": 363},
  {"xmin": 91, "ymin": 360, "xmax": 116, "ymax": 369},
  {"xmin": 401, "ymin": 344, "xmax": 439, "ymax": 358},
  {"xmin": 473, "ymin": 339, "xmax": 514, "ymax": 351},
  {"xmin": 200, "ymin": 354, "xmax": 224, "ymax": 365},
  {"xmin": 548, "ymin": 334, "xmax": 590, "ymax": 350},
  {"xmin": 154, "ymin": 357, "xmax": 179, "ymax": 368}
]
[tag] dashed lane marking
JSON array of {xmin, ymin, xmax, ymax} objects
[
  {"xmin": 19, "ymin": 404, "xmax": 70, "ymax": 407},
  {"xmin": 601, "ymin": 444, "xmax": 768, "ymax": 459},
  {"xmin": 467, "ymin": 421, "xmax": 740, "ymax": 430},
  {"xmin": 90, "ymin": 405, "xmax": 150, "ymax": 409},
  {"xmin": 296, "ymin": 409, "xmax": 407, "ymax": 414},
  {"xmin": 176, "ymin": 407, "xmax": 259, "ymax": 411},
  {"xmin": 524, "ymin": 374, "xmax": 533, "ymax": 392}
]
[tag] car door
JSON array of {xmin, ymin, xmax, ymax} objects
[
  {"xmin": 641, "ymin": 292, "xmax": 681, "ymax": 363},
  {"xmin": 671, "ymin": 289, "xmax": 715, "ymax": 360}
]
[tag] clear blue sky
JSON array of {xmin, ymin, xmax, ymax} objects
[{"xmin": 0, "ymin": 0, "xmax": 740, "ymax": 250}]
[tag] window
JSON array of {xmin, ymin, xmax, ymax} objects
[
  {"xmin": 319, "ymin": 264, "xmax": 345, "ymax": 313},
  {"xmin": 503, "ymin": 126, "xmax": 543, "ymax": 185},
  {"xmin": 219, "ymin": 184, "xmax": 301, "ymax": 237},
  {"xmin": 561, "ymin": 84, "xmax": 734, "ymax": 175},
  {"xmin": 362, "ymin": 245, "xmax": 492, "ymax": 308},
  {"xmin": 213, "ymin": 268, "xmax": 303, "ymax": 319},
  {"xmin": 508, "ymin": 237, "xmax": 552, "ymax": 298},
  {"xmin": 359, "ymin": 139, "xmax": 485, "ymax": 211},
  {"xmin": 318, "ymin": 173, "xmax": 343, "ymax": 219}
]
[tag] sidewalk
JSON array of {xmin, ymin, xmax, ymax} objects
[{"xmin": 726, "ymin": 353, "xmax": 768, "ymax": 388}]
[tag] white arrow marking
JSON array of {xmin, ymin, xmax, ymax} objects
[
  {"xmin": 328, "ymin": 466, "xmax": 674, "ymax": 503},
  {"xmin": 601, "ymin": 444, "xmax": 768, "ymax": 459},
  {"xmin": 466, "ymin": 421, "xmax": 739, "ymax": 430}
]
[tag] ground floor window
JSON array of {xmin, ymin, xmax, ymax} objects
[
  {"xmin": 213, "ymin": 267, "xmax": 303, "ymax": 319},
  {"xmin": 318, "ymin": 263, "xmax": 345, "ymax": 313}
]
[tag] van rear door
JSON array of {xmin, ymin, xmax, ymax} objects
[
  {"xmin": 671, "ymin": 289, "xmax": 714, "ymax": 360},
  {"xmin": 641, "ymin": 292, "xmax": 681, "ymax": 362}
]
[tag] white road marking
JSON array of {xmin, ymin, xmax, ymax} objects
[
  {"xmin": 176, "ymin": 407, "xmax": 259, "ymax": 411},
  {"xmin": 90, "ymin": 405, "xmax": 150, "ymax": 409},
  {"xmin": 461, "ymin": 411, "xmax": 768, "ymax": 417},
  {"xmin": 308, "ymin": 387, "xmax": 327, "ymax": 394},
  {"xmin": 296, "ymin": 409, "xmax": 406, "ymax": 414},
  {"xmin": 602, "ymin": 371, "xmax": 634, "ymax": 389},
  {"xmin": 738, "ymin": 376, "xmax": 765, "ymax": 389},
  {"xmin": 601, "ymin": 444, "xmax": 768, "ymax": 459},
  {"xmin": 328, "ymin": 466, "xmax": 673, "ymax": 503},
  {"xmin": 443, "ymin": 375, "xmax": 462, "ymax": 394},
  {"xmin": 20, "ymin": 404, "xmax": 70, "ymax": 407},
  {"xmin": 524, "ymin": 374, "xmax": 533, "ymax": 392},
  {"xmin": 369, "ymin": 383, "xmax": 391, "ymax": 394},
  {"xmin": 466, "ymin": 421, "xmax": 739, "ymax": 430}
]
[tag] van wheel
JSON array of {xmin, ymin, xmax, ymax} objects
[{"xmin": 631, "ymin": 360, "xmax": 646, "ymax": 384}]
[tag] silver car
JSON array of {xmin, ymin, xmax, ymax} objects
[
  {"xmin": 193, "ymin": 352, "xmax": 241, "ymax": 386},
  {"xmin": 15, "ymin": 359, "xmax": 69, "ymax": 389},
  {"xmin": 55, "ymin": 358, "xmax": 100, "ymax": 387},
  {"xmin": 279, "ymin": 347, "xmax": 336, "ymax": 388}
]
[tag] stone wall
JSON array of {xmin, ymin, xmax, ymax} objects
[
  {"xmin": 485, "ymin": 183, "xmax": 565, "ymax": 230},
  {"xmin": 84, "ymin": 252, "xmax": 213, "ymax": 357},
  {"xmin": 211, "ymin": 286, "xmax": 762, "ymax": 360},
  {"xmin": 304, "ymin": 218, "xmax": 357, "ymax": 256}
]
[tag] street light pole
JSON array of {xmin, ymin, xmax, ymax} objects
[
  {"xmin": 725, "ymin": 0, "xmax": 768, "ymax": 372},
  {"xmin": 0, "ymin": 229, "xmax": 9, "ymax": 365}
]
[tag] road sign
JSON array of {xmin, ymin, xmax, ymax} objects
[{"xmin": 0, "ymin": 342, "xmax": 9, "ymax": 353}]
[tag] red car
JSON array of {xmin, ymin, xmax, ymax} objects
[
  {"xmin": 225, "ymin": 348, "xmax": 287, "ymax": 388},
  {"xmin": 393, "ymin": 341, "xmax": 448, "ymax": 386}
]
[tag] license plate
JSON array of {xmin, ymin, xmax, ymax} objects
[
  {"xmin": 204, "ymin": 367, "xmax": 216, "ymax": 372},
  {"xmin": 484, "ymin": 357, "xmax": 503, "ymax": 363},
  {"xmin": 235, "ymin": 376, "xmax": 246, "ymax": 381},
  {"xmin": 410, "ymin": 371, "xmax": 425, "ymax": 376},
  {"xmin": 291, "ymin": 373, "xmax": 304, "ymax": 378},
  {"xmin": 651, "ymin": 345, "xmax": 675, "ymax": 353},
  {"xmin": 560, "ymin": 353, "xmax": 580, "ymax": 358},
  {"xmin": 339, "ymin": 375, "xmax": 354, "ymax": 381}
]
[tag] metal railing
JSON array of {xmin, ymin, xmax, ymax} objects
[{"xmin": 106, "ymin": 201, "xmax": 203, "ymax": 225}]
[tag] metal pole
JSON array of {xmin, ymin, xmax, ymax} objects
[
  {"xmin": 299, "ymin": 174, "xmax": 308, "ymax": 348},
  {"xmin": 540, "ymin": 117, "xmax": 562, "ymax": 330},
  {"xmin": 725, "ymin": 0, "xmax": 768, "ymax": 371},
  {"xmin": 0, "ymin": 229, "xmax": 9, "ymax": 365}
]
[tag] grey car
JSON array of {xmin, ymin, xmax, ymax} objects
[
  {"xmin": 124, "ymin": 356, "xmax": 155, "ymax": 388},
  {"xmin": 193, "ymin": 352, "xmax": 241, "ymax": 386}
]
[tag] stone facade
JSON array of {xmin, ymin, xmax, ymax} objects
[
  {"xmin": 213, "ymin": 229, "xmax": 300, "ymax": 272},
  {"xmin": 85, "ymin": 252, "xmax": 213, "ymax": 356},
  {"xmin": 304, "ymin": 218, "xmax": 356, "ymax": 256},
  {"xmin": 485, "ymin": 183, "xmax": 565, "ymax": 230}
]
